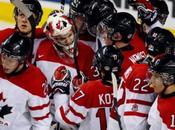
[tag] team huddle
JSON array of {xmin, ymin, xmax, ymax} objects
[{"xmin": 0, "ymin": 0, "xmax": 175, "ymax": 130}]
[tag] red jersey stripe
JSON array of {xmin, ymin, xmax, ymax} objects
[
  {"xmin": 126, "ymin": 99, "xmax": 152, "ymax": 106},
  {"xmin": 33, "ymin": 112, "xmax": 50, "ymax": 121},
  {"xmin": 29, "ymin": 101, "xmax": 50, "ymax": 110},
  {"xmin": 60, "ymin": 106, "xmax": 77, "ymax": 125},
  {"xmin": 124, "ymin": 111, "xmax": 148, "ymax": 117},
  {"xmin": 68, "ymin": 104, "xmax": 86, "ymax": 120}
]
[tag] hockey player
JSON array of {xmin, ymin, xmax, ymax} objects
[
  {"xmin": 35, "ymin": 12, "xmax": 96, "ymax": 129},
  {"xmin": 85, "ymin": 0, "xmax": 117, "ymax": 51},
  {"xmin": 99, "ymin": 12, "xmax": 147, "ymax": 75},
  {"xmin": 97, "ymin": 13, "xmax": 147, "ymax": 127},
  {"xmin": 69, "ymin": 0, "xmax": 117, "ymax": 52},
  {"xmin": 37, "ymin": 12, "xmax": 96, "ymax": 86},
  {"xmin": 0, "ymin": 32, "xmax": 52, "ymax": 130},
  {"xmin": 83, "ymin": 0, "xmax": 150, "ymax": 54},
  {"xmin": 85, "ymin": 0, "xmax": 117, "ymax": 37},
  {"xmin": 0, "ymin": 0, "xmax": 44, "ymax": 63},
  {"xmin": 51, "ymin": 45, "xmax": 123, "ymax": 130},
  {"xmin": 148, "ymin": 54, "xmax": 175, "ymax": 130},
  {"xmin": 69, "ymin": 0, "xmax": 91, "ymax": 31},
  {"xmin": 69, "ymin": 0, "xmax": 96, "ymax": 51},
  {"xmin": 107, "ymin": 27, "xmax": 175, "ymax": 130}
]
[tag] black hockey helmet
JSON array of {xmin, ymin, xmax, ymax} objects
[
  {"xmin": 149, "ymin": 0, "xmax": 169, "ymax": 25},
  {"xmin": 14, "ymin": 0, "xmax": 43, "ymax": 25},
  {"xmin": 104, "ymin": 12, "xmax": 136, "ymax": 43},
  {"xmin": 85, "ymin": 0, "xmax": 117, "ymax": 37},
  {"xmin": 145, "ymin": 27, "xmax": 175, "ymax": 56},
  {"xmin": 128, "ymin": 0, "xmax": 169, "ymax": 25},
  {"xmin": 69, "ymin": 0, "xmax": 92, "ymax": 18},
  {"xmin": 151, "ymin": 54, "xmax": 175, "ymax": 86},
  {"xmin": 1, "ymin": 32, "xmax": 32, "ymax": 62},
  {"xmin": 94, "ymin": 45, "xmax": 123, "ymax": 81}
]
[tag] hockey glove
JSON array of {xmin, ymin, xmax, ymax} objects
[
  {"xmin": 72, "ymin": 72, "xmax": 88, "ymax": 92},
  {"xmin": 51, "ymin": 66, "xmax": 71, "ymax": 95}
]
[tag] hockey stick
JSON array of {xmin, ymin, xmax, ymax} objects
[
  {"xmin": 10, "ymin": 0, "xmax": 36, "ymax": 32},
  {"xmin": 73, "ymin": 23, "xmax": 83, "ymax": 78},
  {"xmin": 10, "ymin": 0, "xmax": 32, "ymax": 19},
  {"xmin": 10, "ymin": 0, "xmax": 36, "ymax": 60},
  {"xmin": 111, "ymin": 72, "xmax": 123, "ymax": 130},
  {"xmin": 60, "ymin": 0, "xmax": 65, "ymax": 13}
]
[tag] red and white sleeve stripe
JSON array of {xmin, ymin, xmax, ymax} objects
[{"xmin": 28, "ymin": 95, "xmax": 52, "ymax": 130}]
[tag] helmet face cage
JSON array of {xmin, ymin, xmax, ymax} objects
[{"xmin": 14, "ymin": 0, "xmax": 43, "ymax": 25}]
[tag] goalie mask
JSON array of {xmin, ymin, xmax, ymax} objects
[
  {"xmin": 44, "ymin": 13, "xmax": 76, "ymax": 57},
  {"xmin": 94, "ymin": 45, "xmax": 123, "ymax": 82}
]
